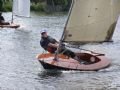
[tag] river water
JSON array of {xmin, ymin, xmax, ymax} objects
[{"xmin": 0, "ymin": 12, "xmax": 120, "ymax": 90}]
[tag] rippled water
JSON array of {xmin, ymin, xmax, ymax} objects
[{"xmin": 0, "ymin": 12, "xmax": 120, "ymax": 90}]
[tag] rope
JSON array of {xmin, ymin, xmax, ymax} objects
[{"xmin": 65, "ymin": 44, "xmax": 105, "ymax": 56}]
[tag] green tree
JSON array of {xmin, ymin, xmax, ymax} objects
[{"xmin": 0, "ymin": 0, "xmax": 4, "ymax": 11}]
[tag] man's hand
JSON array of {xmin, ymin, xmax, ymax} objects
[{"xmin": 48, "ymin": 43, "xmax": 59, "ymax": 48}]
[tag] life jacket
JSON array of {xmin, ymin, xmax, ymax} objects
[{"xmin": 47, "ymin": 46, "xmax": 57, "ymax": 53}]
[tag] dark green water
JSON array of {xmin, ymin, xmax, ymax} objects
[{"xmin": 0, "ymin": 12, "xmax": 120, "ymax": 90}]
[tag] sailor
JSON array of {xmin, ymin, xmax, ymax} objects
[
  {"xmin": 0, "ymin": 12, "xmax": 10, "ymax": 25},
  {"xmin": 40, "ymin": 29, "xmax": 79, "ymax": 61}
]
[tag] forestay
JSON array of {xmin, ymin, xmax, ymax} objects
[{"xmin": 63, "ymin": 0, "xmax": 120, "ymax": 43}]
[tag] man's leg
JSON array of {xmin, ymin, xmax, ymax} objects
[
  {"xmin": 59, "ymin": 48, "xmax": 87, "ymax": 64},
  {"xmin": 60, "ymin": 48, "xmax": 79, "ymax": 59}
]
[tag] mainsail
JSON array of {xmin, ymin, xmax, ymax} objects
[
  {"xmin": 13, "ymin": 0, "xmax": 30, "ymax": 17},
  {"xmin": 63, "ymin": 0, "xmax": 120, "ymax": 43}
]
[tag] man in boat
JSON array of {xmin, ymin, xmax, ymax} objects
[
  {"xmin": 40, "ymin": 29, "xmax": 80, "ymax": 61},
  {"xmin": 0, "ymin": 12, "xmax": 10, "ymax": 25}
]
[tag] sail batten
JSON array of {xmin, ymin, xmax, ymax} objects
[{"xmin": 63, "ymin": 0, "xmax": 120, "ymax": 43}]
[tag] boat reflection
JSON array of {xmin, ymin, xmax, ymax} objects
[{"xmin": 38, "ymin": 70, "xmax": 63, "ymax": 78}]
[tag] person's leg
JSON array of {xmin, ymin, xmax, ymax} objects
[
  {"xmin": 62, "ymin": 49, "xmax": 75, "ymax": 58},
  {"xmin": 59, "ymin": 47, "xmax": 87, "ymax": 64},
  {"xmin": 59, "ymin": 48, "xmax": 80, "ymax": 60},
  {"xmin": 58, "ymin": 44, "xmax": 81, "ymax": 61}
]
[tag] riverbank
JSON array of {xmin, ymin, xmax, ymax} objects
[
  {"xmin": 2, "ymin": 1, "xmax": 69, "ymax": 13},
  {"xmin": 2, "ymin": 1, "xmax": 46, "ymax": 12}
]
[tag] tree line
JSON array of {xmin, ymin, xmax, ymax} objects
[
  {"xmin": 0, "ymin": 0, "xmax": 72, "ymax": 12},
  {"xmin": 31, "ymin": 0, "xmax": 72, "ymax": 12},
  {"xmin": 0, "ymin": 0, "xmax": 3, "ymax": 11}
]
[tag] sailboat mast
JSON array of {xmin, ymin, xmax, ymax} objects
[
  {"xmin": 11, "ymin": 0, "xmax": 14, "ymax": 23},
  {"xmin": 61, "ymin": 0, "xmax": 74, "ymax": 41},
  {"xmin": 54, "ymin": 0, "xmax": 74, "ymax": 60}
]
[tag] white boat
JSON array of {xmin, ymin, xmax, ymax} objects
[{"xmin": 0, "ymin": 0, "xmax": 30, "ymax": 28}]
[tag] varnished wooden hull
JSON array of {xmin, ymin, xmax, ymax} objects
[
  {"xmin": 36, "ymin": 53, "xmax": 110, "ymax": 71},
  {"xmin": 0, "ymin": 23, "xmax": 20, "ymax": 28}
]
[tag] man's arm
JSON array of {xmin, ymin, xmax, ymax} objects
[{"xmin": 48, "ymin": 43, "xmax": 59, "ymax": 48}]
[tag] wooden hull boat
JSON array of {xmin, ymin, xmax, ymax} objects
[
  {"xmin": 0, "ymin": 23, "xmax": 20, "ymax": 28},
  {"xmin": 36, "ymin": 53, "xmax": 110, "ymax": 71}
]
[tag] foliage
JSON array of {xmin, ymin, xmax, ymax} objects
[
  {"xmin": 0, "ymin": 0, "xmax": 4, "ymax": 11},
  {"xmin": 0, "ymin": 0, "xmax": 71, "ymax": 12},
  {"xmin": 0, "ymin": 0, "xmax": 12, "ymax": 12},
  {"xmin": 31, "ymin": 2, "xmax": 46, "ymax": 12},
  {"xmin": 3, "ymin": 0, "xmax": 12, "ymax": 11},
  {"xmin": 54, "ymin": 0, "xmax": 68, "ymax": 6}
]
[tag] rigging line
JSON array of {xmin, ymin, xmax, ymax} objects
[
  {"xmin": 65, "ymin": 44, "xmax": 105, "ymax": 55},
  {"xmin": 56, "ymin": 49, "xmax": 68, "ymax": 55},
  {"xmin": 11, "ymin": 0, "xmax": 14, "ymax": 23}
]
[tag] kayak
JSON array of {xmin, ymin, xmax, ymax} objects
[
  {"xmin": 36, "ymin": 53, "xmax": 111, "ymax": 71},
  {"xmin": 0, "ymin": 23, "xmax": 20, "ymax": 28}
]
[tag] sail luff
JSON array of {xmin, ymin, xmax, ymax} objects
[
  {"xmin": 63, "ymin": 0, "xmax": 120, "ymax": 44},
  {"xmin": 11, "ymin": 0, "xmax": 14, "ymax": 23},
  {"xmin": 62, "ymin": 0, "xmax": 74, "ymax": 41}
]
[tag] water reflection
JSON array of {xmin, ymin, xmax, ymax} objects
[{"xmin": 38, "ymin": 70, "xmax": 63, "ymax": 78}]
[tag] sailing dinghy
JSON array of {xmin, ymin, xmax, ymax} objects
[
  {"xmin": 0, "ymin": 23, "xmax": 20, "ymax": 28},
  {"xmin": 37, "ymin": 52, "xmax": 110, "ymax": 71},
  {"xmin": 37, "ymin": 0, "xmax": 120, "ymax": 71},
  {"xmin": 0, "ymin": 0, "xmax": 30, "ymax": 29}
]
